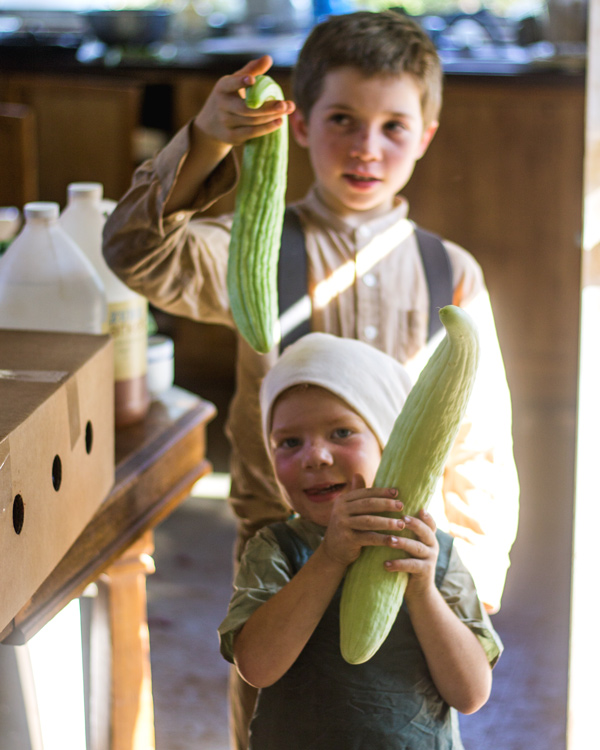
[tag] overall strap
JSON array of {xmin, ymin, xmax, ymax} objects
[
  {"xmin": 278, "ymin": 211, "xmax": 453, "ymax": 349},
  {"xmin": 268, "ymin": 521, "xmax": 312, "ymax": 575},
  {"xmin": 413, "ymin": 226, "xmax": 454, "ymax": 339},
  {"xmin": 278, "ymin": 208, "xmax": 311, "ymax": 352}
]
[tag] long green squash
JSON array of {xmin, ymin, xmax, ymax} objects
[
  {"xmin": 227, "ymin": 75, "xmax": 288, "ymax": 354},
  {"xmin": 339, "ymin": 304, "xmax": 480, "ymax": 664}
]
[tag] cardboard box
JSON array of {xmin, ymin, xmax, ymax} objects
[{"xmin": 0, "ymin": 330, "xmax": 114, "ymax": 634}]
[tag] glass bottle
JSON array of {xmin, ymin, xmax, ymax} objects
[{"xmin": 60, "ymin": 182, "xmax": 150, "ymax": 428}]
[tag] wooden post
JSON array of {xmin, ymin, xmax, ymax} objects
[
  {"xmin": 568, "ymin": 0, "xmax": 600, "ymax": 745},
  {"xmin": 104, "ymin": 531, "xmax": 156, "ymax": 750}
]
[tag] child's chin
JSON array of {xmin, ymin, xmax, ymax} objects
[{"xmin": 341, "ymin": 194, "xmax": 388, "ymax": 215}]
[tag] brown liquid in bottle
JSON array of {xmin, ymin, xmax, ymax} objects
[{"xmin": 114, "ymin": 374, "xmax": 150, "ymax": 428}]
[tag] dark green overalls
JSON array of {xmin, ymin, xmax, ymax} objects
[{"xmin": 248, "ymin": 524, "xmax": 463, "ymax": 750}]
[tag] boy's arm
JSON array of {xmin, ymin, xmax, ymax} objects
[
  {"xmin": 387, "ymin": 511, "xmax": 492, "ymax": 714},
  {"xmin": 101, "ymin": 55, "xmax": 294, "ymax": 323},
  {"xmin": 407, "ymin": 586, "xmax": 492, "ymax": 714},
  {"xmin": 165, "ymin": 55, "xmax": 295, "ymax": 213},
  {"xmin": 234, "ymin": 478, "xmax": 406, "ymax": 688},
  {"xmin": 233, "ymin": 543, "xmax": 346, "ymax": 688}
]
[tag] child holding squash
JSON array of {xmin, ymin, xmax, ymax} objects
[
  {"xmin": 102, "ymin": 10, "xmax": 518, "ymax": 747},
  {"xmin": 218, "ymin": 332, "xmax": 502, "ymax": 749}
]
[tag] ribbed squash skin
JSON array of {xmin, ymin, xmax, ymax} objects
[
  {"xmin": 227, "ymin": 75, "xmax": 288, "ymax": 354},
  {"xmin": 339, "ymin": 305, "xmax": 480, "ymax": 664}
]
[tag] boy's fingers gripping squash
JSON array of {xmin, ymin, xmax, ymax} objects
[
  {"xmin": 351, "ymin": 473, "xmax": 367, "ymax": 491},
  {"xmin": 234, "ymin": 55, "xmax": 274, "ymax": 88},
  {"xmin": 393, "ymin": 535, "xmax": 434, "ymax": 561},
  {"xmin": 349, "ymin": 512, "xmax": 405, "ymax": 533},
  {"xmin": 217, "ymin": 56, "xmax": 273, "ymax": 99},
  {"xmin": 403, "ymin": 511, "xmax": 437, "ymax": 542}
]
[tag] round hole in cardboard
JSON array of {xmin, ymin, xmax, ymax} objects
[
  {"xmin": 52, "ymin": 455, "xmax": 62, "ymax": 492},
  {"xmin": 13, "ymin": 494, "xmax": 24, "ymax": 534},
  {"xmin": 85, "ymin": 421, "xmax": 93, "ymax": 455}
]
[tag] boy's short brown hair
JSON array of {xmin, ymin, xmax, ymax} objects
[{"xmin": 292, "ymin": 11, "xmax": 443, "ymax": 128}]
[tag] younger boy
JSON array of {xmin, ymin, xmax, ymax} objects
[{"xmin": 218, "ymin": 332, "xmax": 502, "ymax": 749}]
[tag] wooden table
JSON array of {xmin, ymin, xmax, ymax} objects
[{"xmin": 1, "ymin": 386, "xmax": 217, "ymax": 750}]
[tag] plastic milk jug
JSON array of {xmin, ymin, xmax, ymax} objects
[
  {"xmin": 60, "ymin": 182, "xmax": 150, "ymax": 427},
  {"xmin": 0, "ymin": 201, "xmax": 106, "ymax": 334}
]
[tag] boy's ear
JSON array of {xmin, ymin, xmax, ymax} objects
[
  {"xmin": 417, "ymin": 120, "xmax": 439, "ymax": 160},
  {"xmin": 290, "ymin": 109, "xmax": 309, "ymax": 148}
]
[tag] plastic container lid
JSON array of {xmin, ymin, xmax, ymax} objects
[
  {"xmin": 147, "ymin": 334, "xmax": 175, "ymax": 397},
  {"xmin": 147, "ymin": 334, "xmax": 174, "ymax": 363},
  {"xmin": 67, "ymin": 182, "xmax": 103, "ymax": 201},
  {"xmin": 24, "ymin": 202, "xmax": 60, "ymax": 221}
]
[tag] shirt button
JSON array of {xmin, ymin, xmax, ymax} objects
[
  {"xmin": 363, "ymin": 273, "xmax": 377, "ymax": 288},
  {"xmin": 364, "ymin": 325, "xmax": 378, "ymax": 341},
  {"xmin": 357, "ymin": 226, "xmax": 370, "ymax": 240}
]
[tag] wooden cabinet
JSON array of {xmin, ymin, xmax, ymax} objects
[
  {"xmin": 404, "ymin": 76, "xmax": 585, "ymax": 410},
  {"xmin": 5, "ymin": 74, "xmax": 143, "ymax": 204},
  {"xmin": 0, "ymin": 102, "xmax": 38, "ymax": 206}
]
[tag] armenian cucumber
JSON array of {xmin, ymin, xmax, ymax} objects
[
  {"xmin": 339, "ymin": 305, "xmax": 480, "ymax": 664},
  {"xmin": 227, "ymin": 75, "xmax": 288, "ymax": 354}
]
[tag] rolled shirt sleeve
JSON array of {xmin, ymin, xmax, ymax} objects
[
  {"xmin": 218, "ymin": 528, "xmax": 295, "ymax": 664},
  {"xmin": 102, "ymin": 119, "xmax": 238, "ymax": 325}
]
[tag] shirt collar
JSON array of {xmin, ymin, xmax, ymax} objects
[{"xmin": 302, "ymin": 186, "xmax": 411, "ymax": 241}]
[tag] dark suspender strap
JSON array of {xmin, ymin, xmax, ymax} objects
[
  {"xmin": 278, "ymin": 208, "xmax": 311, "ymax": 352},
  {"xmin": 277, "ymin": 211, "xmax": 453, "ymax": 347},
  {"xmin": 268, "ymin": 521, "xmax": 310, "ymax": 575},
  {"xmin": 414, "ymin": 226, "xmax": 454, "ymax": 339}
]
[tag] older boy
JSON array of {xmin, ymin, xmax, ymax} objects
[{"xmin": 103, "ymin": 10, "xmax": 519, "ymax": 747}]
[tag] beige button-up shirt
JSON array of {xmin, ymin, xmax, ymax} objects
[{"xmin": 103, "ymin": 120, "xmax": 519, "ymax": 611}]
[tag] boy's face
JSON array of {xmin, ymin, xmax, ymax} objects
[
  {"xmin": 291, "ymin": 67, "xmax": 438, "ymax": 219},
  {"xmin": 269, "ymin": 385, "xmax": 381, "ymax": 527}
]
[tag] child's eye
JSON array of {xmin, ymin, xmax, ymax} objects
[
  {"xmin": 329, "ymin": 113, "xmax": 352, "ymax": 127},
  {"xmin": 332, "ymin": 427, "xmax": 353, "ymax": 439},
  {"xmin": 279, "ymin": 437, "xmax": 301, "ymax": 449},
  {"xmin": 385, "ymin": 120, "xmax": 408, "ymax": 135}
]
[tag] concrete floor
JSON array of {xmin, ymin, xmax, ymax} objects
[
  {"xmin": 148, "ymin": 492, "xmax": 234, "ymax": 750},
  {"xmin": 147, "ymin": 388, "xmax": 573, "ymax": 750}
]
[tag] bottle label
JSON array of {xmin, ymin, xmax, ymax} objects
[{"xmin": 108, "ymin": 298, "xmax": 148, "ymax": 381}]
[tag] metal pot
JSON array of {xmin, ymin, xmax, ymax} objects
[{"xmin": 82, "ymin": 9, "xmax": 172, "ymax": 47}]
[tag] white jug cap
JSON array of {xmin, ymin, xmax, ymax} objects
[
  {"xmin": 24, "ymin": 202, "xmax": 59, "ymax": 221},
  {"xmin": 67, "ymin": 182, "xmax": 104, "ymax": 201}
]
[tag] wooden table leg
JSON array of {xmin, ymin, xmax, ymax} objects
[{"xmin": 103, "ymin": 530, "xmax": 156, "ymax": 750}]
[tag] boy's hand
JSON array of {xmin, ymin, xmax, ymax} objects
[
  {"xmin": 195, "ymin": 55, "xmax": 296, "ymax": 148},
  {"xmin": 321, "ymin": 474, "xmax": 406, "ymax": 568},
  {"xmin": 384, "ymin": 509, "xmax": 439, "ymax": 601}
]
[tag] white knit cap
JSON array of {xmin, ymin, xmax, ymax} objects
[{"xmin": 260, "ymin": 333, "xmax": 412, "ymax": 452}]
